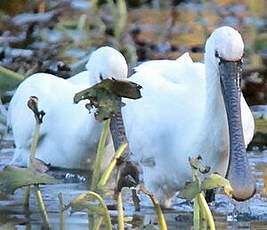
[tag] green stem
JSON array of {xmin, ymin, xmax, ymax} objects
[
  {"xmin": 34, "ymin": 185, "xmax": 50, "ymax": 229},
  {"xmin": 97, "ymin": 142, "xmax": 127, "ymax": 187},
  {"xmin": 58, "ymin": 193, "xmax": 64, "ymax": 230},
  {"xmin": 141, "ymin": 188, "xmax": 168, "ymax": 230},
  {"xmin": 116, "ymin": 192, "xmax": 124, "ymax": 230},
  {"xmin": 197, "ymin": 194, "xmax": 207, "ymax": 229},
  {"xmin": 91, "ymin": 119, "xmax": 110, "ymax": 190},
  {"xmin": 79, "ymin": 191, "xmax": 112, "ymax": 230},
  {"xmin": 198, "ymin": 193, "xmax": 215, "ymax": 230},
  {"xmin": 28, "ymin": 122, "xmax": 41, "ymax": 167},
  {"xmin": 88, "ymin": 214, "xmax": 95, "ymax": 230},
  {"xmin": 193, "ymin": 197, "xmax": 200, "ymax": 230},
  {"xmin": 24, "ymin": 110, "xmax": 41, "ymax": 207},
  {"xmin": 91, "ymin": 217, "xmax": 103, "ymax": 230}
]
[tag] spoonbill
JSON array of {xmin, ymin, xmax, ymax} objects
[
  {"xmin": 8, "ymin": 46, "xmax": 128, "ymax": 169},
  {"xmin": 122, "ymin": 26, "xmax": 256, "ymax": 207},
  {"xmin": 9, "ymin": 27, "xmax": 256, "ymax": 208}
]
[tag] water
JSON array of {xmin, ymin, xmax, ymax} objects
[{"xmin": 1, "ymin": 138, "xmax": 267, "ymax": 229}]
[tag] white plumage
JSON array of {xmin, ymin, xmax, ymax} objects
[
  {"xmin": 122, "ymin": 26, "xmax": 255, "ymax": 206},
  {"xmin": 8, "ymin": 46, "xmax": 128, "ymax": 169}
]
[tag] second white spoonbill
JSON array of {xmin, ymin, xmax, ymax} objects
[
  {"xmin": 123, "ymin": 26, "xmax": 256, "ymax": 207},
  {"xmin": 8, "ymin": 46, "xmax": 128, "ymax": 169}
]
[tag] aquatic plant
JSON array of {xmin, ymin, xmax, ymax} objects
[
  {"xmin": 0, "ymin": 96, "xmax": 57, "ymax": 229},
  {"xmin": 178, "ymin": 157, "xmax": 233, "ymax": 230},
  {"xmin": 140, "ymin": 187, "xmax": 168, "ymax": 230}
]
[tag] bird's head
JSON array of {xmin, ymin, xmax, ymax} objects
[{"xmin": 86, "ymin": 46, "xmax": 128, "ymax": 85}]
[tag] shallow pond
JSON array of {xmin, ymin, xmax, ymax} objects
[{"xmin": 1, "ymin": 135, "xmax": 267, "ymax": 229}]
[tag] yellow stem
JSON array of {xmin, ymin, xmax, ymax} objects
[
  {"xmin": 193, "ymin": 197, "xmax": 200, "ymax": 230},
  {"xmin": 198, "ymin": 193, "xmax": 215, "ymax": 230},
  {"xmin": 97, "ymin": 142, "xmax": 127, "ymax": 187},
  {"xmin": 91, "ymin": 119, "xmax": 110, "ymax": 190},
  {"xmin": 34, "ymin": 185, "xmax": 50, "ymax": 229},
  {"xmin": 140, "ymin": 188, "xmax": 168, "ymax": 230},
  {"xmin": 72, "ymin": 191, "xmax": 112, "ymax": 230},
  {"xmin": 116, "ymin": 192, "xmax": 124, "ymax": 230}
]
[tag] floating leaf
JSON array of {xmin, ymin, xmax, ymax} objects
[
  {"xmin": 73, "ymin": 78, "xmax": 142, "ymax": 121},
  {"xmin": 0, "ymin": 223, "xmax": 16, "ymax": 230},
  {"xmin": 0, "ymin": 165, "xmax": 57, "ymax": 194},
  {"xmin": 178, "ymin": 181, "xmax": 201, "ymax": 200},
  {"xmin": 201, "ymin": 173, "xmax": 233, "ymax": 197}
]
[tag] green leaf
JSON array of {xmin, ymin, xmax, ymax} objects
[
  {"xmin": 189, "ymin": 157, "xmax": 210, "ymax": 174},
  {"xmin": 0, "ymin": 166, "xmax": 57, "ymax": 194},
  {"xmin": 73, "ymin": 78, "xmax": 142, "ymax": 121},
  {"xmin": 0, "ymin": 223, "xmax": 16, "ymax": 230},
  {"xmin": 178, "ymin": 181, "xmax": 201, "ymax": 200},
  {"xmin": 0, "ymin": 66, "xmax": 24, "ymax": 95},
  {"xmin": 201, "ymin": 173, "xmax": 233, "ymax": 196}
]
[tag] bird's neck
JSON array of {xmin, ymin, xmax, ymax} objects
[
  {"xmin": 194, "ymin": 61, "xmax": 229, "ymax": 176},
  {"xmin": 204, "ymin": 62, "xmax": 225, "ymax": 116}
]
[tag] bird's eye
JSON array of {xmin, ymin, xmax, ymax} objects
[
  {"xmin": 215, "ymin": 51, "xmax": 219, "ymax": 58},
  {"xmin": 99, "ymin": 74, "xmax": 104, "ymax": 81}
]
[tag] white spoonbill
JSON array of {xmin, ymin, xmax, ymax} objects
[
  {"xmin": 8, "ymin": 46, "xmax": 128, "ymax": 169},
  {"xmin": 122, "ymin": 26, "xmax": 256, "ymax": 207}
]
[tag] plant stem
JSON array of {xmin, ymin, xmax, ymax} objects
[
  {"xmin": 97, "ymin": 142, "xmax": 127, "ymax": 187},
  {"xmin": 196, "ymin": 194, "xmax": 207, "ymax": 229},
  {"xmin": 198, "ymin": 193, "xmax": 215, "ymax": 230},
  {"xmin": 34, "ymin": 185, "xmax": 50, "ymax": 229},
  {"xmin": 58, "ymin": 193, "xmax": 65, "ymax": 230},
  {"xmin": 91, "ymin": 217, "xmax": 103, "ymax": 230},
  {"xmin": 23, "ymin": 186, "xmax": 31, "ymax": 208},
  {"xmin": 28, "ymin": 121, "xmax": 41, "ymax": 167},
  {"xmin": 91, "ymin": 119, "xmax": 110, "ymax": 190},
  {"xmin": 71, "ymin": 191, "xmax": 112, "ymax": 230},
  {"xmin": 116, "ymin": 192, "xmax": 124, "ymax": 230},
  {"xmin": 132, "ymin": 189, "xmax": 140, "ymax": 211},
  {"xmin": 140, "ymin": 187, "xmax": 168, "ymax": 230},
  {"xmin": 24, "ymin": 107, "xmax": 41, "ymax": 207},
  {"xmin": 193, "ymin": 197, "xmax": 200, "ymax": 230}
]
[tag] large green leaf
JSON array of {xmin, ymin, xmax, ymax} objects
[
  {"xmin": 177, "ymin": 181, "xmax": 201, "ymax": 200},
  {"xmin": 201, "ymin": 173, "xmax": 233, "ymax": 196},
  {"xmin": 0, "ymin": 165, "xmax": 57, "ymax": 194},
  {"xmin": 73, "ymin": 78, "xmax": 142, "ymax": 121}
]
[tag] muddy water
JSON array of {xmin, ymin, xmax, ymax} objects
[{"xmin": 1, "ymin": 137, "xmax": 267, "ymax": 229}]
